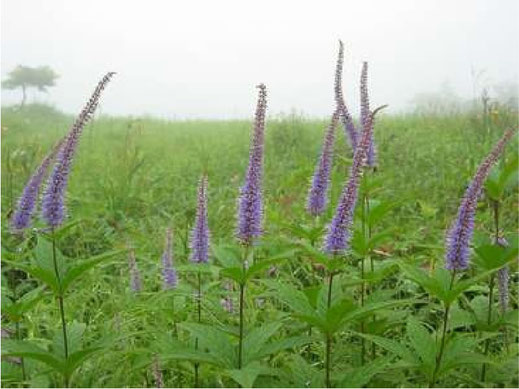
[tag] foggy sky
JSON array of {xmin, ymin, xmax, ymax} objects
[{"xmin": 2, "ymin": 0, "xmax": 518, "ymax": 119}]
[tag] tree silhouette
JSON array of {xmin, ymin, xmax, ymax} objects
[{"xmin": 2, "ymin": 65, "xmax": 59, "ymax": 108}]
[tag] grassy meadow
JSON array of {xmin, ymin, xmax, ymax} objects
[{"xmin": 1, "ymin": 103, "xmax": 518, "ymax": 388}]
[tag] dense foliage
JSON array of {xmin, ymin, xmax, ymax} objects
[{"xmin": 1, "ymin": 100, "xmax": 518, "ymax": 388}]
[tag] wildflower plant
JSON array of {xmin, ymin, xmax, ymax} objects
[{"xmin": 2, "ymin": 73, "xmax": 122, "ymax": 388}]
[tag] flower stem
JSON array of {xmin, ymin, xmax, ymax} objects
[
  {"xmin": 481, "ymin": 199, "xmax": 499, "ymax": 382},
  {"xmin": 480, "ymin": 274, "xmax": 495, "ymax": 382},
  {"xmin": 430, "ymin": 271, "xmax": 456, "ymax": 387},
  {"xmin": 194, "ymin": 270, "xmax": 201, "ymax": 387},
  {"xmin": 51, "ymin": 232, "xmax": 69, "ymax": 387},
  {"xmin": 16, "ymin": 321, "xmax": 26, "ymax": 385},
  {"xmin": 325, "ymin": 272, "xmax": 335, "ymax": 388},
  {"xmin": 238, "ymin": 282, "xmax": 245, "ymax": 369}
]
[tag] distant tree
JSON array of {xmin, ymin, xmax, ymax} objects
[{"xmin": 2, "ymin": 65, "xmax": 59, "ymax": 108}]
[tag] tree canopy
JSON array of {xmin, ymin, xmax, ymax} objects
[{"xmin": 2, "ymin": 65, "xmax": 59, "ymax": 107}]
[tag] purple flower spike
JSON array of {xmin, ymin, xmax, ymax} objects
[
  {"xmin": 128, "ymin": 249, "xmax": 142, "ymax": 293},
  {"xmin": 445, "ymin": 129, "xmax": 516, "ymax": 271},
  {"xmin": 306, "ymin": 110, "xmax": 339, "ymax": 216},
  {"xmin": 42, "ymin": 72, "xmax": 115, "ymax": 228},
  {"xmin": 161, "ymin": 227, "xmax": 177, "ymax": 289},
  {"xmin": 360, "ymin": 61, "xmax": 377, "ymax": 167},
  {"xmin": 495, "ymin": 236, "xmax": 509, "ymax": 313},
  {"xmin": 190, "ymin": 176, "xmax": 210, "ymax": 264},
  {"xmin": 323, "ymin": 108, "xmax": 383, "ymax": 255},
  {"xmin": 237, "ymin": 84, "xmax": 267, "ymax": 246},
  {"xmin": 10, "ymin": 139, "xmax": 63, "ymax": 232},
  {"xmin": 334, "ymin": 40, "xmax": 358, "ymax": 150}
]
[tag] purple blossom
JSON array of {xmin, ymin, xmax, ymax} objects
[
  {"xmin": 306, "ymin": 110, "xmax": 339, "ymax": 216},
  {"xmin": 445, "ymin": 129, "xmax": 516, "ymax": 271},
  {"xmin": 495, "ymin": 236, "xmax": 509, "ymax": 314},
  {"xmin": 360, "ymin": 62, "xmax": 376, "ymax": 167},
  {"xmin": 334, "ymin": 40, "xmax": 358, "ymax": 150},
  {"xmin": 128, "ymin": 249, "xmax": 142, "ymax": 293},
  {"xmin": 10, "ymin": 139, "xmax": 63, "ymax": 232},
  {"xmin": 161, "ymin": 227, "xmax": 177, "ymax": 289},
  {"xmin": 41, "ymin": 72, "xmax": 115, "ymax": 228},
  {"xmin": 237, "ymin": 84, "xmax": 267, "ymax": 245},
  {"xmin": 323, "ymin": 111, "xmax": 378, "ymax": 254},
  {"xmin": 190, "ymin": 176, "xmax": 210, "ymax": 263}
]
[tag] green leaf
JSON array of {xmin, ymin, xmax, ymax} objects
[
  {"xmin": 339, "ymin": 355, "xmax": 393, "ymax": 388},
  {"xmin": 351, "ymin": 332, "xmax": 417, "ymax": 364},
  {"xmin": 212, "ymin": 245, "xmax": 242, "ymax": 269},
  {"xmin": 473, "ymin": 242, "xmax": 518, "ymax": 272},
  {"xmin": 64, "ymin": 346, "xmax": 103, "ymax": 377},
  {"xmin": 254, "ymin": 336, "xmax": 312, "ymax": 360},
  {"xmin": 226, "ymin": 361, "xmax": 267, "ymax": 388},
  {"xmin": 244, "ymin": 256, "xmax": 290, "ymax": 282},
  {"xmin": 2, "ymin": 260, "xmax": 59, "ymax": 294},
  {"xmin": 1, "ymin": 339, "xmax": 63, "ymax": 371},
  {"xmin": 243, "ymin": 322, "xmax": 282, "ymax": 365},
  {"xmin": 263, "ymin": 280, "xmax": 315, "ymax": 317},
  {"xmin": 220, "ymin": 266, "xmax": 245, "ymax": 284},
  {"xmin": 368, "ymin": 201, "xmax": 398, "ymax": 228},
  {"xmin": 52, "ymin": 321, "xmax": 86, "ymax": 358},
  {"xmin": 161, "ymin": 348, "xmax": 221, "ymax": 366},
  {"xmin": 33, "ymin": 237, "xmax": 66, "ymax": 277},
  {"xmin": 406, "ymin": 318, "xmax": 436, "ymax": 377},
  {"xmin": 439, "ymin": 336, "xmax": 496, "ymax": 375},
  {"xmin": 342, "ymin": 298, "xmax": 415, "ymax": 324},
  {"xmin": 324, "ymin": 299, "xmax": 356, "ymax": 334},
  {"xmin": 61, "ymin": 250, "xmax": 125, "ymax": 293},
  {"xmin": 398, "ymin": 261, "xmax": 448, "ymax": 302},
  {"xmin": 367, "ymin": 229, "xmax": 396, "ymax": 251},
  {"xmin": 2, "ymin": 287, "xmax": 46, "ymax": 321},
  {"xmin": 179, "ymin": 323, "xmax": 235, "ymax": 368}
]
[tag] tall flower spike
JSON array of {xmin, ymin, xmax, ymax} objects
[
  {"xmin": 190, "ymin": 176, "xmax": 210, "ymax": 263},
  {"xmin": 10, "ymin": 139, "xmax": 63, "ymax": 232},
  {"xmin": 161, "ymin": 227, "xmax": 177, "ymax": 289},
  {"xmin": 334, "ymin": 40, "xmax": 358, "ymax": 150},
  {"xmin": 42, "ymin": 72, "xmax": 116, "ymax": 228},
  {"xmin": 128, "ymin": 249, "xmax": 142, "ymax": 293},
  {"xmin": 306, "ymin": 110, "xmax": 339, "ymax": 216},
  {"xmin": 445, "ymin": 129, "xmax": 516, "ymax": 270},
  {"xmin": 237, "ymin": 84, "xmax": 267, "ymax": 245},
  {"xmin": 323, "ymin": 108, "xmax": 381, "ymax": 254},
  {"xmin": 495, "ymin": 236, "xmax": 509, "ymax": 314},
  {"xmin": 360, "ymin": 61, "xmax": 376, "ymax": 167}
]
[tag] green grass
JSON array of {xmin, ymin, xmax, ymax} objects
[{"xmin": 1, "ymin": 103, "xmax": 518, "ymax": 387}]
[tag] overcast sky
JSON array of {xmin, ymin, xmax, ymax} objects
[{"xmin": 1, "ymin": 0, "xmax": 518, "ymax": 119}]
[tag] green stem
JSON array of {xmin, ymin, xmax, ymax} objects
[
  {"xmin": 16, "ymin": 321, "xmax": 26, "ymax": 385},
  {"xmin": 238, "ymin": 245, "xmax": 249, "ymax": 372},
  {"xmin": 51, "ymin": 233, "xmax": 69, "ymax": 387},
  {"xmin": 325, "ymin": 334, "xmax": 332, "ymax": 388},
  {"xmin": 480, "ymin": 275, "xmax": 495, "ymax": 382},
  {"xmin": 430, "ymin": 271, "xmax": 456, "ymax": 387},
  {"xmin": 481, "ymin": 199, "xmax": 499, "ymax": 382},
  {"xmin": 238, "ymin": 282, "xmax": 245, "ymax": 370},
  {"xmin": 194, "ymin": 270, "xmax": 201, "ymax": 387},
  {"xmin": 325, "ymin": 272, "xmax": 335, "ymax": 388},
  {"xmin": 360, "ymin": 193, "xmax": 369, "ymax": 365}
]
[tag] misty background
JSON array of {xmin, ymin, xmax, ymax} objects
[{"xmin": 1, "ymin": 0, "xmax": 518, "ymax": 119}]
